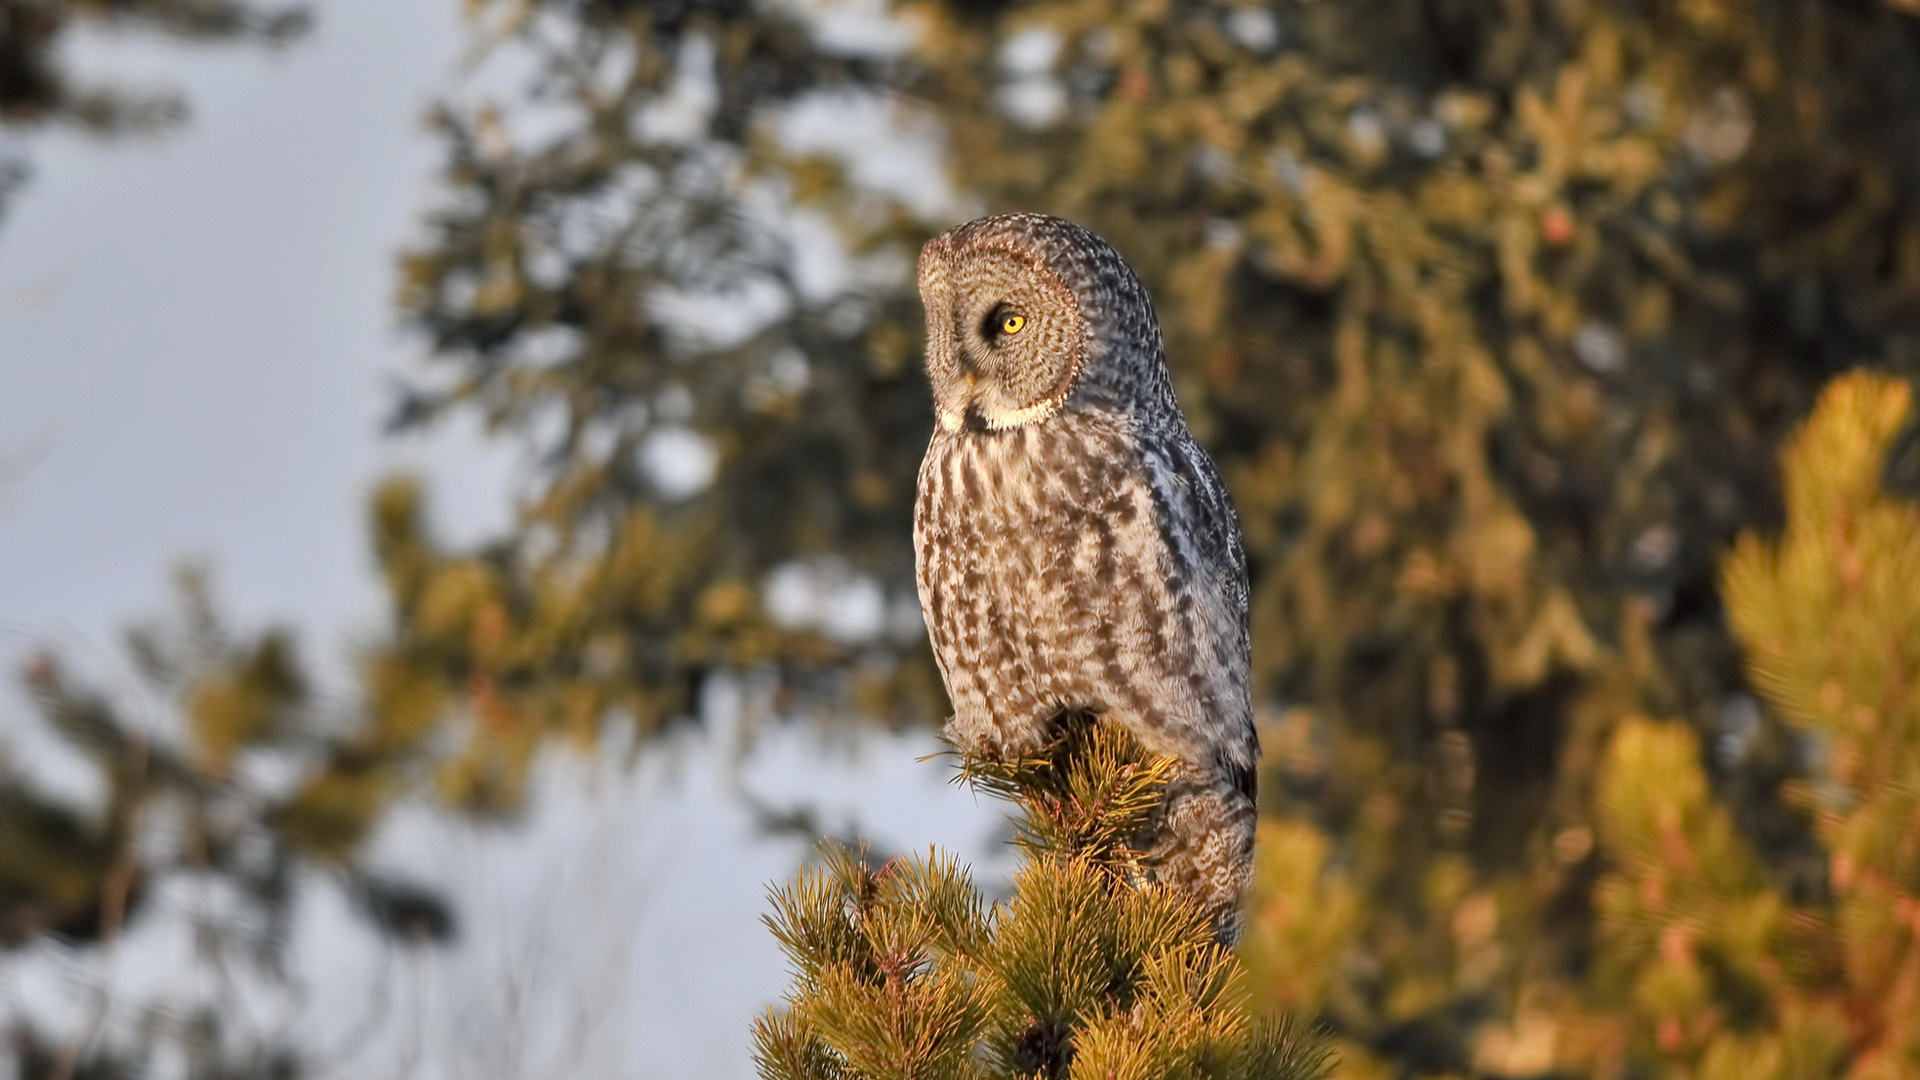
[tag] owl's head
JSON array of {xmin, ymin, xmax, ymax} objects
[{"xmin": 917, "ymin": 213, "xmax": 1172, "ymax": 432}]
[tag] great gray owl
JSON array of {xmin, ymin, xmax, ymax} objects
[{"xmin": 912, "ymin": 213, "xmax": 1257, "ymax": 943}]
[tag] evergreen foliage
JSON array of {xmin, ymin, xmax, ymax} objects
[
  {"xmin": 754, "ymin": 720, "xmax": 1331, "ymax": 1080},
  {"xmin": 1377, "ymin": 372, "xmax": 1920, "ymax": 1080},
  {"xmin": 0, "ymin": 573, "xmax": 451, "ymax": 1078},
  {"xmin": 1711, "ymin": 372, "xmax": 1919, "ymax": 1077}
]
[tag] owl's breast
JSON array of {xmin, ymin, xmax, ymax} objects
[{"xmin": 913, "ymin": 416, "xmax": 1246, "ymax": 764}]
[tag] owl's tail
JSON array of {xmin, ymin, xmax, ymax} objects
[{"xmin": 1143, "ymin": 759, "xmax": 1257, "ymax": 945}]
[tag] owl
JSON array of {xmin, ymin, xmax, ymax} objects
[{"xmin": 912, "ymin": 213, "xmax": 1257, "ymax": 943}]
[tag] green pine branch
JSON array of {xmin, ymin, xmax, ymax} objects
[{"xmin": 754, "ymin": 721, "xmax": 1331, "ymax": 1080}]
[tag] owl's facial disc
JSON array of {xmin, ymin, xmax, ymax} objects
[{"xmin": 919, "ymin": 244, "xmax": 1085, "ymax": 432}]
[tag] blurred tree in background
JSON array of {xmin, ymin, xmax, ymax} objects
[
  {"xmin": 1495, "ymin": 372, "xmax": 1920, "ymax": 1080},
  {"xmin": 374, "ymin": 0, "xmax": 1920, "ymax": 1072},
  {"xmin": 0, "ymin": 0, "xmax": 309, "ymax": 217},
  {"xmin": 1, "ymin": 5, "xmax": 338, "ymax": 1075},
  {"xmin": 8, "ymin": 0, "xmax": 1920, "ymax": 1074},
  {"xmin": 2, "ymin": 572, "xmax": 453, "ymax": 1079}
]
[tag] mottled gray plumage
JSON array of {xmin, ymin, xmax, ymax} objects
[{"xmin": 912, "ymin": 213, "xmax": 1257, "ymax": 942}]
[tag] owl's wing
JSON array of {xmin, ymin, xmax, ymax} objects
[
  {"xmin": 1140, "ymin": 425, "xmax": 1252, "ymax": 687},
  {"xmin": 1165, "ymin": 433, "xmax": 1250, "ymax": 644},
  {"xmin": 1144, "ymin": 426, "xmax": 1257, "ymax": 788}
]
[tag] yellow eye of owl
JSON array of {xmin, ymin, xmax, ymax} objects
[{"xmin": 1001, "ymin": 314, "xmax": 1026, "ymax": 335}]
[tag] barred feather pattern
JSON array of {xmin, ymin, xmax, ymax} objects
[{"xmin": 912, "ymin": 214, "xmax": 1257, "ymax": 943}]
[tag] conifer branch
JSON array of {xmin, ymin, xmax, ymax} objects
[{"xmin": 754, "ymin": 718, "xmax": 1330, "ymax": 1080}]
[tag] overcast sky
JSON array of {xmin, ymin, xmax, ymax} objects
[{"xmin": 0, "ymin": 3, "xmax": 994, "ymax": 1076}]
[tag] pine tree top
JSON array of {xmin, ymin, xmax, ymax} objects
[{"xmin": 755, "ymin": 720, "xmax": 1331, "ymax": 1080}]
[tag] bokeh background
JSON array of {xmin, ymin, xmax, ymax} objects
[{"xmin": 3, "ymin": 0, "xmax": 1919, "ymax": 1078}]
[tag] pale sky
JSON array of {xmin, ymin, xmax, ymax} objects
[
  {"xmin": 0, "ymin": 0, "xmax": 509, "ymax": 672},
  {"xmin": 0, "ymin": 3, "xmax": 996, "ymax": 1077}
]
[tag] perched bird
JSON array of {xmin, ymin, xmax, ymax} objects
[{"xmin": 912, "ymin": 213, "xmax": 1257, "ymax": 942}]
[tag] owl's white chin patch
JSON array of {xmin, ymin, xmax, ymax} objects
[
  {"xmin": 939, "ymin": 397, "xmax": 1061, "ymax": 432},
  {"xmin": 980, "ymin": 399, "xmax": 1060, "ymax": 429}
]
